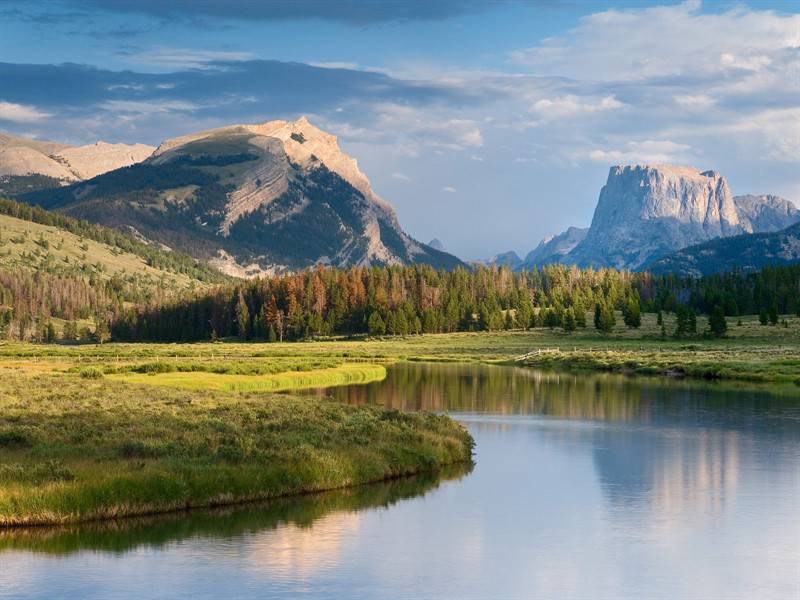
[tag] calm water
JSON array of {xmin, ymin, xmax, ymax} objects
[{"xmin": 2, "ymin": 363, "xmax": 799, "ymax": 600}]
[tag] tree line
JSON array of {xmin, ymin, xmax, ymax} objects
[{"xmin": 109, "ymin": 263, "xmax": 800, "ymax": 342}]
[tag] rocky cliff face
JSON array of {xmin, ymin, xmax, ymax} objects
[
  {"xmin": 0, "ymin": 132, "xmax": 154, "ymax": 182},
  {"xmin": 567, "ymin": 164, "xmax": 744, "ymax": 269},
  {"xmin": 19, "ymin": 117, "xmax": 463, "ymax": 275}
]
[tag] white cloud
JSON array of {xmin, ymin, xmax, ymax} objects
[
  {"xmin": 530, "ymin": 95, "xmax": 623, "ymax": 120},
  {"xmin": 673, "ymin": 94, "xmax": 716, "ymax": 109},
  {"xmin": 442, "ymin": 186, "xmax": 457, "ymax": 193},
  {"xmin": 99, "ymin": 100, "xmax": 200, "ymax": 115},
  {"xmin": 510, "ymin": 1, "xmax": 800, "ymax": 83},
  {"xmin": 125, "ymin": 48, "xmax": 255, "ymax": 69},
  {"xmin": 586, "ymin": 140, "xmax": 694, "ymax": 165},
  {"xmin": 391, "ymin": 172, "xmax": 410, "ymax": 180},
  {"xmin": 0, "ymin": 101, "xmax": 51, "ymax": 123}
]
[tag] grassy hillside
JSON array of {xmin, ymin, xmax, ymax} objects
[
  {"xmin": 0, "ymin": 212, "xmax": 207, "ymax": 294},
  {"xmin": 0, "ymin": 198, "xmax": 227, "ymax": 287}
]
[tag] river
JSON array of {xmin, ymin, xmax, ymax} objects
[{"xmin": 1, "ymin": 363, "xmax": 799, "ymax": 599}]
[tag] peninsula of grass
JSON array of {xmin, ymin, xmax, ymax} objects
[
  {"xmin": 106, "ymin": 363, "xmax": 388, "ymax": 392},
  {"xmin": 0, "ymin": 371, "xmax": 473, "ymax": 527}
]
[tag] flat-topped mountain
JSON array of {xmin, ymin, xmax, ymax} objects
[
  {"xmin": 16, "ymin": 118, "xmax": 462, "ymax": 276},
  {"xmin": 0, "ymin": 132, "xmax": 154, "ymax": 191},
  {"xmin": 524, "ymin": 164, "xmax": 799, "ymax": 271}
]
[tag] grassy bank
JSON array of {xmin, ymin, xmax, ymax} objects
[{"xmin": 0, "ymin": 371, "xmax": 472, "ymax": 527}]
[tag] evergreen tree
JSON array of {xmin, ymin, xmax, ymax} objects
[
  {"xmin": 708, "ymin": 305, "xmax": 727, "ymax": 338},
  {"xmin": 235, "ymin": 291, "xmax": 250, "ymax": 339},
  {"xmin": 594, "ymin": 302, "xmax": 615, "ymax": 334},
  {"xmin": 367, "ymin": 311, "xmax": 385, "ymax": 335},
  {"xmin": 622, "ymin": 293, "xmax": 641, "ymax": 328},
  {"xmin": 562, "ymin": 308, "xmax": 576, "ymax": 333}
]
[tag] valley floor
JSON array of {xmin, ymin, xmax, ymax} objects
[{"xmin": 1, "ymin": 311, "xmax": 798, "ymax": 525}]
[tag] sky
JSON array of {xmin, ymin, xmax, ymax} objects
[{"xmin": 1, "ymin": 0, "xmax": 798, "ymax": 260}]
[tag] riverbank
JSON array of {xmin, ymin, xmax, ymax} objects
[
  {"xmin": 1, "ymin": 313, "xmax": 798, "ymax": 386},
  {"xmin": 0, "ymin": 371, "xmax": 472, "ymax": 527}
]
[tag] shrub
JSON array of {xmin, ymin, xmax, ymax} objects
[{"xmin": 79, "ymin": 366, "xmax": 104, "ymax": 379}]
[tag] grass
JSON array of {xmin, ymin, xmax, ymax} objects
[
  {"xmin": 0, "ymin": 371, "xmax": 472, "ymax": 526},
  {"xmin": 108, "ymin": 363, "xmax": 387, "ymax": 392},
  {"xmin": 1, "ymin": 313, "xmax": 798, "ymax": 386}
]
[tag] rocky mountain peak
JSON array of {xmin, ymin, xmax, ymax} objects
[{"xmin": 246, "ymin": 117, "xmax": 397, "ymax": 219}]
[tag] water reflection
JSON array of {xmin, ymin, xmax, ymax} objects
[
  {"xmin": 323, "ymin": 362, "xmax": 800, "ymax": 534},
  {"xmin": 3, "ymin": 364, "xmax": 798, "ymax": 600},
  {"xmin": 0, "ymin": 464, "xmax": 471, "ymax": 557}
]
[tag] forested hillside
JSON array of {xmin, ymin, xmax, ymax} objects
[
  {"xmin": 0, "ymin": 198, "xmax": 228, "ymax": 341},
  {"xmin": 111, "ymin": 263, "xmax": 800, "ymax": 342}
]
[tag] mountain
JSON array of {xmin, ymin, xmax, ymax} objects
[
  {"xmin": 16, "ymin": 118, "xmax": 463, "ymax": 276},
  {"xmin": 427, "ymin": 238, "xmax": 446, "ymax": 252},
  {"xmin": 733, "ymin": 194, "xmax": 800, "ymax": 233},
  {"xmin": 522, "ymin": 164, "xmax": 799, "ymax": 271},
  {"xmin": 566, "ymin": 164, "xmax": 745, "ymax": 269},
  {"xmin": 521, "ymin": 226, "xmax": 587, "ymax": 268},
  {"xmin": 647, "ymin": 221, "xmax": 800, "ymax": 276},
  {"xmin": 0, "ymin": 132, "xmax": 153, "ymax": 193}
]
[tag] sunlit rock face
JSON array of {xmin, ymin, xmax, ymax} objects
[
  {"xmin": 0, "ymin": 132, "xmax": 154, "ymax": 181},
  {"xmin": 566, "ymin": 164, "xmax": 746, "ymax": 270}
]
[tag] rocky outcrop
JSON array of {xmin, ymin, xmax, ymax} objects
[
  {"xmin": 522, "ymin": 226, "xmax": 587, "ymax": 268},
  {"xmin": 733, "ymin": 194, "xmax": 800, "ymax": 233},
  {"xmin": 0, "ymin": 132, "xmax": 154, "ymax": 182}
]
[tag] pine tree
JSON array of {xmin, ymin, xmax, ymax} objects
[
  {"xmin": 562, "ymin": 308, "xmax": 576, "ymax": 333},
  {"xmin": 708, "ymin": 305, "xmax": 727, "ymax": 338},
  {"xmin": 367, "ymin": 311, "xmax": 385, "ymax": 335},
  {"xmin": 235, "ymin": 291, "xmax": 250, "ymax": 339}
]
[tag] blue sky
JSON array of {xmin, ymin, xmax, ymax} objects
[{"xmin": 1, "ymin": 0, "xmax": 799, "ymax": 259}]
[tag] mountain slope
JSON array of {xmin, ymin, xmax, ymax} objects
[
  {"xmin": 733, "ymin": 194, "xmax": 800, "ymax": 232},
  {"xmin": 0, "ymin": 199, "xmax": 227, "ymax": 294},
  {"xmin": 646, "ymin": 222, "xmax": 800, "ymax": 276},
  {"xmin": 19, "ymin": 118, "xmax": 463, "ymax": 275},
  {"xmin": 522, "ymin": 226, "xmax": 587, "ymax": 268}
]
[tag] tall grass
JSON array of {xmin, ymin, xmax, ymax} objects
[{"xmin": 0, "ymin": 372, "xmax": 472, "ymax": 526}]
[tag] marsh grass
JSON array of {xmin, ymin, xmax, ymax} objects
[{"xmin": 0, "ymin": 372, "xmax": 472, "ymax": 526}]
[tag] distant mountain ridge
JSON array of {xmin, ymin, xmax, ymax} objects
[
  {"xmin": 0, "ymin": 132, "xmax": 154, "ymax": 184},
  {"xmin": 12, "ymin": 118, "xmax": 463, "ymax": 276},
  {"xmin": 522, "ymin": 164, "xmax": 799, "ymax": 272}
]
